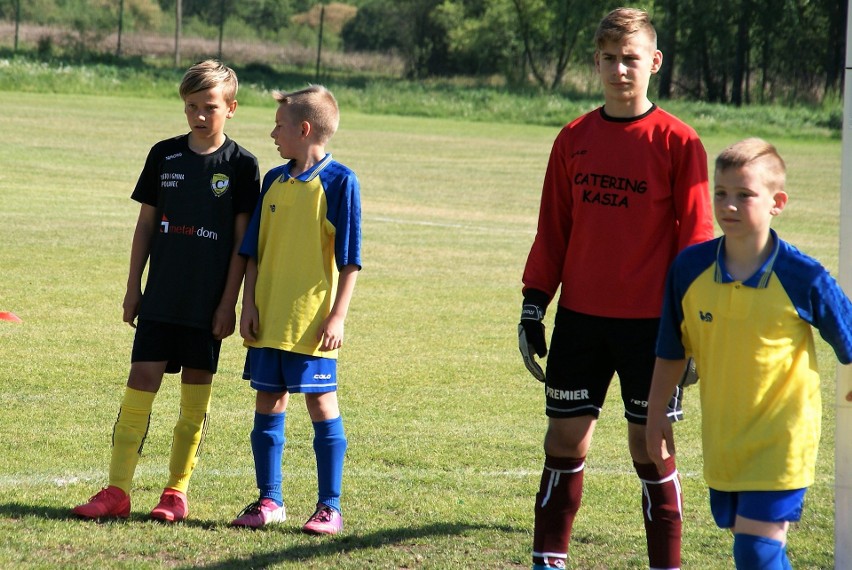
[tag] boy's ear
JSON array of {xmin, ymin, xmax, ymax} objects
[
  {"xmin": 300, "ymin": 121, "xmax": 312, "ymax": 139},
  {"xmin": 226, "ymin": 99, "xmax": 238, "ymax": 118},
  {"xmin": 650, "ymin": 49, "xmax": 663, "ymax": 74},
  {"xmin": 770, "ymin": 191, "xmax": 788, "ymax": 215}
]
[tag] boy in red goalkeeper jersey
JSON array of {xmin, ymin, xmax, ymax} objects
[{"xmin": 518, "ymin": 8, "xmax": 714, "ymax": 569}]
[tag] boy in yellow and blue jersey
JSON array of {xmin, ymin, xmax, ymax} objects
[
  {"xmin": 231, "ymin": 85, "xmax": 361, "ymax": 534},
  {"xmin": 647, "ymin": 137, "xmax": 852, "ymax": 569}
]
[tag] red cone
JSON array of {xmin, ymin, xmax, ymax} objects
[{"xmin": 0, "ymin": 312, "xmax": 22, "ymax": 323}]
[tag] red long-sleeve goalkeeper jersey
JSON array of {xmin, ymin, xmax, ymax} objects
[{"xmin": 522, "ymin": 105, "xmax": 714, "ymax": 319}]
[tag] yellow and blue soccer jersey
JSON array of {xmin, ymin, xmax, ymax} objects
[
  {"xmin": 656, "ymin": 230, "xmax": 852, "ymax": 491},
  {"xmin": 240, "ymin": 154, "xmax": 361, "ymax": 359}
]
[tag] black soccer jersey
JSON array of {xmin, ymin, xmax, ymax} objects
[{"xmin": 132, "ymin": 134, "xmax": 259, "ymax": 329}]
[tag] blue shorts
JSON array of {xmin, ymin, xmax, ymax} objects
[
  {"xmin": 131, "ymin": 319, "xmax": 221, "ymax": 374},
  {"xmin": 709, "ymin": 488, "xmax": 807, "ymax": 528},
  {"xmin": 243, "ymin": 347, "xmax": 337, "ymax": 394}
]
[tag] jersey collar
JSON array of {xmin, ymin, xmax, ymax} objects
[
  {"xmin": 279, "ymin": 153, "xmax": 333, "ymax": 183},
  {"xmin": 713, "ymin": 229, "xmax": 781, "ymax": 289}
]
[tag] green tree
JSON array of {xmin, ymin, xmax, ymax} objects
[
  {"xmin": 822, "ymin": 0, "xmax": 847, "ymax": 95},
  {"xmin": 510, "ymin": 0, "xmax": 606, "ymax": 90},
  {"xmin": 340, "ymin": 0, "xmax": 403, "ymax": 52},
  {"xmin": 341, "ymin": 0, "xmax": 447, "ymax": 78},
  {"xmin": 343, "ymin": 0, "xmax": 609, "ymax": 87},
  {"xmin": 655, "ymin": 0, "xmax": 845, "ymax": 105},
  {"xmin": 655, "ymin": 0, "xmax": 678, "ymax": 99},
  {"xmin": 431, "ymin": 0, "xmax": 520, "ymax": 77},
  {"xmin": 240, "ymin": 0, "xmax": 298, "ymax": 40},
  {"xmin": 61, "ymin": 0, "xmax": 158, "ymax": 53},
  {"xmin": 0, "ymin": 0, "xmax": 60, "ymax": 21}
]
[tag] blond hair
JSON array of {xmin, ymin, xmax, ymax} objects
[
  {"xmin": 594, "ymin": 7, "xmax": 657, "ymax": 50},
  {"xmin": 179, "ymin": 59, "xmax": 239, "ymax": 102},
  {"xmin": 273, "ymin": 85, "xmax": 340, "ymax": 144},
  {"xmin": 715, "ymin": 138, "xmax": 787, "ymax": 194}
]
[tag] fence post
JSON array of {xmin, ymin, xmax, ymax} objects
[
  {"xmin": 14, "ymin": 0, "xmax": 20, "ymax": 53},
  {"xmin": 174, "ymin": 0, "xmax": 182, "ymax": 67},
  {"xmin": 117, "ymin": 0, "xmax": 124, "ymax": 57},
  {"xmin": 315, "ymin": 4, "xmax": 325, "ymax": 83}
]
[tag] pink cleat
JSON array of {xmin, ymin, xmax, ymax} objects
[
  {"xmin": 231, "ymin": 498, "xmax": 286, "ymax": 528},
  {"xmin": 72, "ymin": 486, "xmax": 131, "ymax": 519},
  {"xmin": 302, "ymin": 503, "xmax": 343, "ymax": 535},
  {"xmin": 150, "ymin": 489, "xmax": 188, "ymax": 522}
]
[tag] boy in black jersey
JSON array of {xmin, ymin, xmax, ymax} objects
[{"xmin": 72, "ymin": 60, "xmax": 260, "ymax": 522}]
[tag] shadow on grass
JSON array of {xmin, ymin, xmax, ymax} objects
[
  {"xmin": 0, "ymin": 501, "xmax": 220, "ymax": 528},
  {"xmin": 186, "ymin": 521, "xmax": 523, "ymax": 569},
  {"xmin": 0, "ymin": 502, "xmax": 525, "ymax": 565}
]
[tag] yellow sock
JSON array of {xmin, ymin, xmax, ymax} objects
[
  {"xmin": 166, "ymin": 383, "xmax": 212, "ymax": 493},
  {"xmin": 109, "ymin": 387, "xmax": 156, "ymax": 494}
]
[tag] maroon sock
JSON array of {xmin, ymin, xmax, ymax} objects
[
  {"xmin": 634, "ymin": 456, "xmax": 683, "ymax": 569},
  {"xmin": 532, "ymin": 455, "xmax": 585, "ymax": 568}
]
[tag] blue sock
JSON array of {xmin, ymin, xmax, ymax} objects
[
  {"xmin": 782, "ymin": 544, "xmax": 793, "ymax": 570},
  {"xmin": 251, "ymin": 411, "xmax": 285, "ymax": 506},
  {"xmin": 733, "ymin": 533, "xmax": 786, "ymax": 569},
  {"xmin": 313, "ymin": 416, "xmax": 347, "ymax": 513}
]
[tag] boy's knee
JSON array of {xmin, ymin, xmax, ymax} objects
[
  {"xmin": 306, "ymin": 392, "xmax": 340, "ymax": 422},
  {"xmin": 113, "ymin": 422, "xmax": 147, "ymax": 453},
  {"xmin": 251, "ymin": 412, "xmax": 285, "ymax": 445},
  {"xmin": 733, "ymin": 533, "xmax": 785, "ymax": 569},
  {"xmin": 173, "ymin": 413, "xmax": 205, "ymax": 439},
  {"xmin": 256, "ymin": 390, "xmax": 288, "ymax": 414}
]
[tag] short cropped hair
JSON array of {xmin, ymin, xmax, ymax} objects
[
  {"xmin": 273, "ymin": 85, "xmax": 340, "ymax": 144},
  {"xmin": 595, "ymin": 7, "xmax": 657, "ymax": 50},
  {"xmin": 179, "ymin": 59, "xmax": 239, "ymax": 102},
  {"xmin": 715, "ymin": 138, "xmax": 787, "ymax": 194}
]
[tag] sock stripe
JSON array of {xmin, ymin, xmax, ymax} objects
[
  {"xmin": 545, "ymin": 464, "xmax": 586, "ymax": 475},
  {"xmin": 194, "ymin": 412, "xmax": 209, "ymax": 459},
  {"xmin": 532, "ymin": 550, "xmax": 569, "ymax": 558},
  {"xmin": 139, "ymin": 412, "xmax": 151, "ymax": 454},
  {"xmin": 109, "ymin": 388, "xmax": 156, "ymax": 493},
  {"xmin": 638, "ymin": 469, "xmax": 680, "ymax": 485},
  {"xmin": 540, "ymin": 461, "xmax": 585, "ymax": 508},
  {"xmin": 540, "ymin": 470, "xmax": 558, "ymax": 508},
  {"xmin": 640, "ymin": 471, "xmax": 683, "ymax": 521}
]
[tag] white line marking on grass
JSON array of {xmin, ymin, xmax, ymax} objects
[
  {"xmin": 366, "ymin": 215, "xmax": 534, "ymax": 235},
  {"xmin": 0, "ymin": 466, "xmax": 704, "ymax": 489}
]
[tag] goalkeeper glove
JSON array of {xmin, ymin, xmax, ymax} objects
[
  {"xmin": 518, "ymin": 293, "xmax": 548, "ymax": 382},
  {"xmin": 680, "ymin": 357, "xmax": 698, "ymax": 388}
]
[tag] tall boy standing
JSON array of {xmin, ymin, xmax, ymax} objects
[
  {"xmin": 73, "ymin": 59, "xmax": 260, "ymax": 521},
  {"xmin": 231, "ymin": 86, "xmax": 361, "ymax": 535},
  {"xmin": 647, "ymin": 138, "xmax": 852, "ymax": 568},
  {"xmin": 518, "ymin": 8, "xmax": 713, "ymax": 569}
]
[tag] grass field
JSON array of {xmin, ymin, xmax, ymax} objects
[{"xmin": 0, "ymin": 90, "xmax": 843, "ymax": 568}]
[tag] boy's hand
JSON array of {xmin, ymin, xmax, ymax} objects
[
  {"xmin": 212, "ymin": 303, "xmax": 237, "ymax": 340},
  {"xmin": 240, "ymin": 304, "xmax": 260, "ymax": 342},
  {"xmin": 122, "ymin": 287, "xmax": 142, "ymax": 328},
  {"xmin": 646, "ymin": 412, "xmax": 676, "ymax": 473},
  {"xmin": 318, "ymin": 314, "xmax": 345, "ymax": 351},
  {"xmin": 519, "ymin": 301, "xmax": 547, "ymax": 382}
]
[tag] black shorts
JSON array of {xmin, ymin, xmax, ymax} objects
[
  {"xmin": 131, "ymin": 319, "xmax": 221, "ymax": 374},
  {"xmin": 545, "ymin": 307, "xmax": 682, "ymax": 424}
]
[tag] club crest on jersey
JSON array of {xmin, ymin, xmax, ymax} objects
[{"xmin": 210, "ymin": 173, "xmax": 230, "ymax": 197}]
